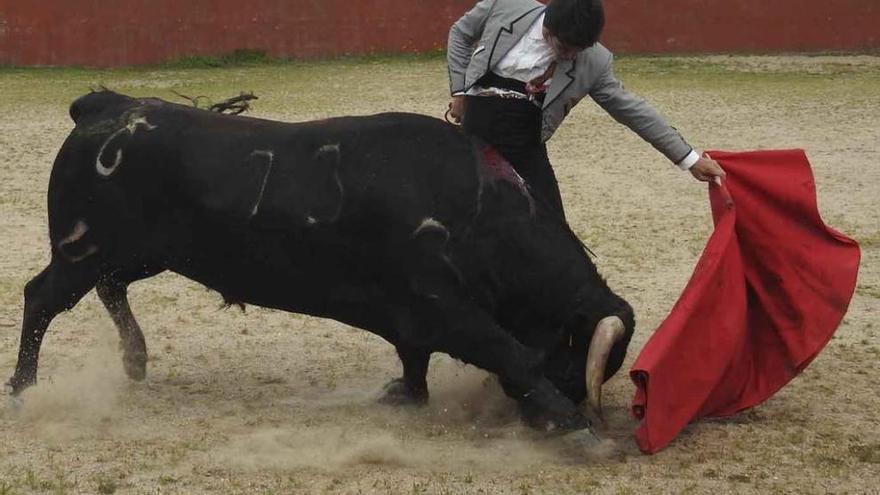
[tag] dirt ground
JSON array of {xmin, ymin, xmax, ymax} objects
[{"xmin": 0, "ymin": 55, "xmax": 878, "ymax": 494}]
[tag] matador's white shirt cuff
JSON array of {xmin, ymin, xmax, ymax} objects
[{"xmin": 677, "ymin": 150, "xmax": 700, "ymax": 170}]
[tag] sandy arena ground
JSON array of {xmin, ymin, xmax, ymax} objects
[{"xmin": 0, "ymin": 55, "xmax": 878, "ymax": 494}]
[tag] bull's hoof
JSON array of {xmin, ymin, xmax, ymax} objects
[
  {"xmin": 559, "ymin": 427, "xmax": 603, "ymax": 448},
  {"xmin": 558, "ymin": 428, "xmax": 619, "ymax": 460},
  {"xmin": 5, "ymin": 383, "xmax": 23, "ymax": 411},
  {"xmin": 378, "ymin": 378, "xmax": 428, "ymax": 406},
  {"xmin": 584, "ymin": 405, "xmax": 605, "ymax": 431},
  {"xmin": 6, "ymin": 373, "xmax": 36, "ymax": 397},
  {"xmin": 123, "ymin": 352, "xmax": 147, "ymax": 381},
  {"xmin": 521, "ymin": 402, "xmax": 593, "ymax": 434}
]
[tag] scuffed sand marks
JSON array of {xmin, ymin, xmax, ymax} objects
[
  {"xmin": 217, "ymin": 427, "xmax": 415, "ymax": 469},
  {"xmin": 209, "ymin": 356, "xmax": 568, "ymax": 474},
  {"xmin": 191, "ymin": 355, "xmax": 620, "ymax": 495}
]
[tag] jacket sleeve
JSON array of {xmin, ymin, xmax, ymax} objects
[
  {"xmin": 448, "ymin": 0, "xmax": 496, "ymax": 95},
  {"xmin": 589, "ymin": 54, "xmax": 694, "ymax": 164}
]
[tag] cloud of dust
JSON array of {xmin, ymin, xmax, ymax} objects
[
  {"xmin": 213, "ymin": 356, "xmax": 617, "ymax": 473},
  {"xmin": 10, "ymin": 330, "xmax": 126, "ymax": 440},
  {"xmin": 419, "ymin": 355, "xmax": 519, "ymax": 426}
]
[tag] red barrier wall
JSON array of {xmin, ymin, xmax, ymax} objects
[
  {"xmin": 604, "ymin": 0, "xmax": 879, "ymax": 54},
  {"xmin": 1, "ymin": 0, "xmax": 878, "ymax": 67}
]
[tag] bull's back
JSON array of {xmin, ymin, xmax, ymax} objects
[
  {"xmin": 52, "ymin": 92, "xmax": 482, "ymax": 279},
  {"xmin": 56, "ymin": 91, "xmax": 476, "ymax": 232}
]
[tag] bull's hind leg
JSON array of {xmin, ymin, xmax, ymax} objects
[
  {"xmin": 379, "ymin": 344, "xmax": 430, "ymax": 405},
  {"xmin": 7, "ymin": 257, "xmax": 100, "ymax": 395},
  {"xmin": 95, "ymin": 279, "xmax": 147, "ymax": 381}
]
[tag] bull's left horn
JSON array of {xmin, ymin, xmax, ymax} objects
[{"xmin": 585, "ymin": 316, "xmax": 626, "ymax": 420}]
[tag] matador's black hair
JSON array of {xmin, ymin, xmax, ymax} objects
[{"xmin": 543, "ymin": 0, "xmax": 605, "ymax": 49}]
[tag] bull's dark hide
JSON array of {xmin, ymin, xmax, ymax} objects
[{"xmin": 9, "ymin": 90, "xmax": 634, "ymax": 434}]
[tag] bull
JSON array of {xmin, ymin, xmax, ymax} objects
[{"xmin": 7, "ymin": 90, "xmax": 635, "ymax": 438}]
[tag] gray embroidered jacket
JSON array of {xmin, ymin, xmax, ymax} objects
[{"xmin": 448, "ymin": 0, "xmax": 694, "ymax": 164}]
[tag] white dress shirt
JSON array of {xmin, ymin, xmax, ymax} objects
[
  {"xmin": 494, "ymin": 13, "xmax": 555, "ymax": 86},
  {"xmin": 460, "ymin": 13, "xmax": 554, "ymax": 99}
]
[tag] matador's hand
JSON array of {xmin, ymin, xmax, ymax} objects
[
  {"xmin": 690, "ymin": 153, "xmax": 726, "ymax": 182},
  {"xmin": 447, "ymin": 95, "xmax": 466, "ymax": 124}
]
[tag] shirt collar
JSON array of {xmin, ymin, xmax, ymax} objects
[{"xmin": 528, "ymin": 13, "xmax": 546, "ymax": 41}]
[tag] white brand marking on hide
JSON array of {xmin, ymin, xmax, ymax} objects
[
  {"xmin": 95, "ymin": 128, "xmax": 128, "ymax": 176},
  {"xmin": 317, "ymin": 143, "xmax": 340, "ymax": 155},
  {"xmin": 95, "ymin": 112, "xmax": 157, "ymax": 177},
  {"xmin": 303, "ymin": 143, "xmax": 345, "ymax": 225},
  {"xmin": 413, "ymin": 217, "xmax": 449, "ymax": 240},
  {"xmin": 442, "ymin": 254, "xmax": 464, "ymax": 284},
  {"xmin": 126, "ymin": 116, "xmax": 156, "ymax": 133},
  {"xmin": 58, "ymin": 219, "xmax": 100, "ymax": 262},
  {"xmin": 111, "ymin": 149, "xmax": 123, "ymax": 170},
  {"xmin": 67, "ymin": 245, "xmax": 99, "ymax": 262},
  {"xmin": 249, "ymin": 150, "xmax": 275, "ymax": 217},
  {"xmin": 331, "ymin": 170, "xmax": 344, "ymax": 220},
  {"xmin": 60, "ymin": 220, "xmax": 89, "ymax": 245}
]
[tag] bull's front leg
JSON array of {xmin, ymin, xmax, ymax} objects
[
  {"xmin": 410, "ymin": 294, "xmax": 593, "ymax": 434},
  {"xmin": 378, "ymin": 344, "xmax": 430, "ymax": 406}
]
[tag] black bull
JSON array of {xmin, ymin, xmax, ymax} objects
[{"xmin": 8, "ymin": 90, "xmax": 635, "ymax": 434}]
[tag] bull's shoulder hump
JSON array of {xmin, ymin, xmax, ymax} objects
[{"xmin": 69, "ymin": 90, "xmax": 138, "ymax": 124}]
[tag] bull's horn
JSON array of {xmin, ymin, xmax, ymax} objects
[{"xmin": 585, "ymin": 316, "xmax": 626, "ymax": 420}]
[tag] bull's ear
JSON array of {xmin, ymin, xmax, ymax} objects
[{"xmin": 300, "ymin": 143, "xmax": 344, "ymax": 225}]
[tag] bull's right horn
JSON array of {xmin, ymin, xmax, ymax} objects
[{"xmin": 585, "ymin": 316, "xmax": 626, "ymax": 421}]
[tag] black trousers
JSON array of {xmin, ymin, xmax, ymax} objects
[{"xmin": 462, "ymin": 95, "xmax": 566, "ymax": 218}]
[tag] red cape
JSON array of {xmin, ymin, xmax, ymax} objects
[{"xmin": 630, "ymin": 150, "xmax": 860, "ymax": 454}]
